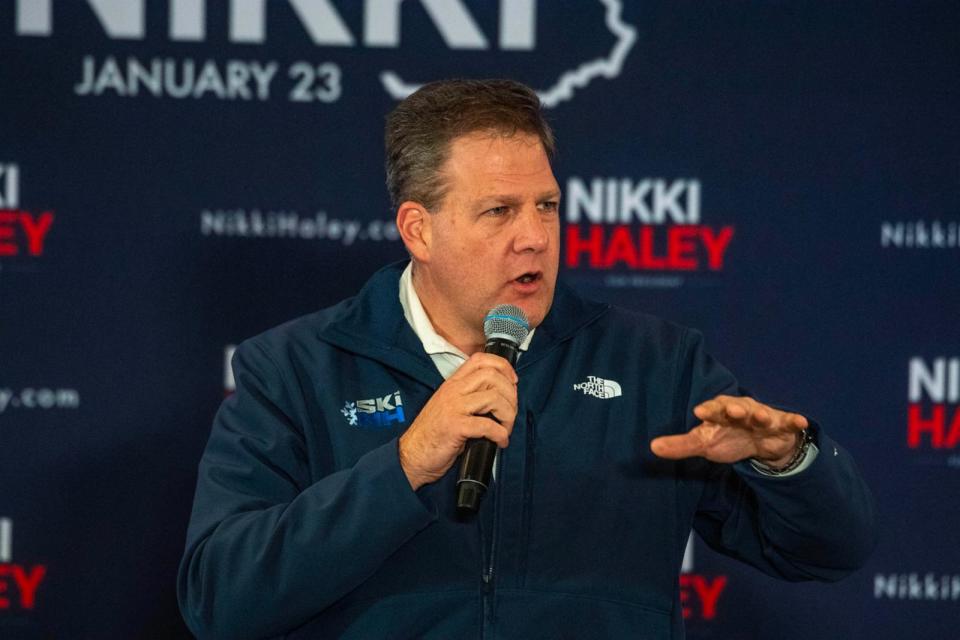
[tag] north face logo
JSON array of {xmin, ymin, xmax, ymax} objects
[
  {"xmin": 342, "ymin": 390, "xmax": 405, "ymax": 429},
  {"xmin": 573, "ymin": 376, "xmax": 622, "ymax": 399}
]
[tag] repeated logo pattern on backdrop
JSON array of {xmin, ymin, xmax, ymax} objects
[{"xmin": 3, "ymin": 2, "xmax": 958, "ymax": 638}]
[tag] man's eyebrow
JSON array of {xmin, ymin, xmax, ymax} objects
[
  {"xmin": 473, "ymin": 194, "xmax": 523, "ymax": 208},
  {"xmin": 474, "ymin": 191, "xmax": 562, "ymax": 207}
]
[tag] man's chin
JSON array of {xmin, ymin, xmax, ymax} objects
[
  {"xmin": 487, "ymin": 283, "xmax": 555, "ymax": 330},
  {"xmin": 513, "ymin": 296, "xmax": 553, "ymax": 331}
]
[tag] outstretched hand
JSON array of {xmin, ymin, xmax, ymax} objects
[{"xmin": 650, "ymin": 395, "xmax": 808, "ymax": 466}]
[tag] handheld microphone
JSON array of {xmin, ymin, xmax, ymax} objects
[{"xmin": 456, "ymin": 304, "xmax": 529, "ymax": 515}]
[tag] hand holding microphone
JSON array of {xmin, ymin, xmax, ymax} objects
[
  {"xmin": 397, "ymin": 305, "xmax": 527, "ymax": 496},
  {"xmin": 456, "ymin": 305, "xmax": 529, "ymax": 514},
  {"xmin": 400, "ymin": 305, "xmax": 528, "ymax": 512}
]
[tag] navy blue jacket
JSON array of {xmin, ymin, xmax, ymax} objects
[{"xmin": 178, "ymin": 261, "xmax": 876, "ymax": 639}]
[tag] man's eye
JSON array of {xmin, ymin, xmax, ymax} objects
[
  {"xmin": 538, "ymin": 201, "xmax": 559, "ymax": 213},
  {"xmin": 485, "ymin": 206, "xmax": 510, "ymax": 216}
]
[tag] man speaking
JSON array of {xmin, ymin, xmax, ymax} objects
[{"xmin": 178, "ymin": 79, "xmax": 876, "ymax": 639}]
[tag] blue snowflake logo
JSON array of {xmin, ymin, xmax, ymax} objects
[{"xmin": 341, "ymin": 401, "xmax": 358, "ymax": 426}]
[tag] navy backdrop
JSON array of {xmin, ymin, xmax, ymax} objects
[{"xmin": 1, "ymin": 1, "xmax": 958, "ymax": 638}]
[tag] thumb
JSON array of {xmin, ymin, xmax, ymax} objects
[{"xmin": 650, "ymin": 433, "xmax": 704, "ymax": 460}]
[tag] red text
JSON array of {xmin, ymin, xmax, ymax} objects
[
  {"xmin": 908, "ymin": 404, "xmax": 960, "ymax": 449},
  {"xmin": 0, "ymin": 564, "xmax": 47, "ymax": 610},
  {"xmin": 679, "ymin": 574, "xmax": 727, "ymax": 620},
  {"xmin": 565, "ymin": 224, "xmax": 734, "ymax": 270},
  {"xmin": 0, "ymin": 211, "xmax": 54, "ymax": 257}
]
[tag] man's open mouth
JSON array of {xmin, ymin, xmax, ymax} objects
[{"xmin": 515, "ymin": 272, "xmax": 541, "ymax": 284}]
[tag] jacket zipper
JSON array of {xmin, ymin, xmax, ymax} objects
[
  {"xmin": 518, "ymin": 410, "xmax": 535, "ymax": 587},
  {"xmin": 481, "ymin": 449, "xmax": 504, "ymax": 634}
]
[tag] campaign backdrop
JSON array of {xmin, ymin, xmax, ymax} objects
[{"xmin": 2, "ymin": 2, "xmax": 958, "ymax": 638}]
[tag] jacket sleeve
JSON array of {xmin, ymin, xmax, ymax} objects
[
  {"xmin": 677, "ymin": 329, "xmax": 878, "ymax": 581},
  {"xmin": 177, "ymin": 339, "xmax": 437, "ymax": 639}
]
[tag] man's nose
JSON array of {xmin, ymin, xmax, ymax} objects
[{"xmin": 513, "ymin": 206, "xmax": 550, "ymax": 252}]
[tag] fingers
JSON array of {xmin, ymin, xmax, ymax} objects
[
  {"xmin": 461, "ymin": 388, "xmax": 518, "ymax": 431},
  {"xmin": 694, "ymin": 396, "xmax": 807, "ymax": 433},
  {"xmin": 450, "ymin": 353, "xmax": 518, "ymax": 430},
  {"xmin": 449, "ymin": 352, "xmax": 518, "ymax": 385},
  {"xmin": 761, "ymin": 406, "xmax": 808, "ymax": 433},
  {"xmin": 397, "ymin": 354, "xmax": 519, "ymax": 490},
  {"xmin": 786, "ymin": 412, "xmax": 809, "ymax": 431},
  {"xmin": 460, "ymin": 415, "xmax": 512, "ymax": 449},
  {"xmin": 693, "ymin": 395, "xmax": 750, "ymax": 424},
  {"xmin": 457, "ymin": 365, "xmax": 518, "ymax": 400}
]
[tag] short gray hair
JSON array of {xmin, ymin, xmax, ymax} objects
[{"xmin": 385, "ymin": 78, "xmax": 555, "ymax": 211}]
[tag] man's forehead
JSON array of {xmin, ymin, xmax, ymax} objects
[
  {"xmin": 447, "ymin": 130, "xmax": 545, "ymax": 157},
  {"xmin": 444, "ymin": 132, "xmax": 556, "ymax": 182}
]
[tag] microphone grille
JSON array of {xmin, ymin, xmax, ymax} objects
[{"xmin": 484, "ymin": 304, "xmax": 530, "ymax": 346}]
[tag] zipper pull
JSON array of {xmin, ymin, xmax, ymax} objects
[{"xmin": 482, "ymin": 569, "xmax": 493, "ymax": 597}]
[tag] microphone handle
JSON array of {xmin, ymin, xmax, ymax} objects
[{"xmin": 456, "ymin": 339, "xmax": 521, "ymax": 514}]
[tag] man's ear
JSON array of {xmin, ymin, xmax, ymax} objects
[{"xmin": 396, "ymin": 201, "xmax": 432, "ymax": 262}]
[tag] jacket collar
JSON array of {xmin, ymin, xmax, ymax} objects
[
  {"xmin": 318, "ymin": 260, "xmax": 609, "ymax": 384},
  {"xmin": 519, "ymin": 277, "xmax": 609, "ymax": 370}
]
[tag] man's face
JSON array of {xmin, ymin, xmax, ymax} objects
[{"xmin": 414, "ymin": 131, "xmax": 561, "ymax": 345}]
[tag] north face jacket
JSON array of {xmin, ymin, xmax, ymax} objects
[{"xmin": 178, "ymin": 261, "xmax": 876, "ymax": 639}]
